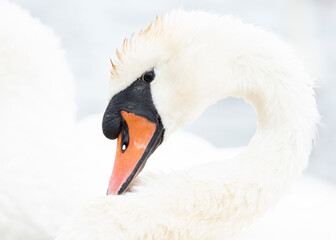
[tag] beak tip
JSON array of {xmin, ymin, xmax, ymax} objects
[{"xmin": 107, "ymin": 181, "xmax": 121, "ymax": 195}]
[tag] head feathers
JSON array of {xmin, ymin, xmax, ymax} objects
[{"xmin": 110, "ymin": 15, "xmax": 164, "ymax": 79}]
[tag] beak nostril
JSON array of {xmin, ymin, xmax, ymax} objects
[
  {"xmin": 120, "ymin": 120, "xmax": 129, "ymax": 153},
  {"xmin": 121, "ymin": 144, "xmax": 127, "ymax": 152}
]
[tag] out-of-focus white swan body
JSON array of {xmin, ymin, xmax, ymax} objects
[{"xmin": 0, "ymin": 1, "xmax": 109, "ymax": 239}]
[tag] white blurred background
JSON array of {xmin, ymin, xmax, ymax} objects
[{"xmin": 10, "ymin": 0, "xmax": 336, "ymax": 184}]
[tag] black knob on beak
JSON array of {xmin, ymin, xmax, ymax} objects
[{"xmin": 102, "ymin": 106, "xmax": 122, "ymax": 140}]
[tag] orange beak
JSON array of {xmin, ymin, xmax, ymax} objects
[{"xmin": 107, "ymin": 111, "xmax": 162, "ymax": 195}]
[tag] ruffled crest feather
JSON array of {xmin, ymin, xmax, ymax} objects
[{"xmin": 110, "ymin": 15, "xmax": 163, "ymax": 79}]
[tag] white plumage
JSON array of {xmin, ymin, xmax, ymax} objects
[
  {"xmin": 55, "ymin": 9, "xmax": 327, "ymax": 240},
  {"xmin": 0, "ymin": 2, "xmax": 335, "ymax": 240},
  {"xmin": 0, "ymin": 1, "xmax": 110, "ymax": 239}
]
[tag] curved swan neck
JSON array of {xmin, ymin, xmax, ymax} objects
[
  {"xmin": 175, "ymin": 30, "xmax": 319, "ymax": 193},
  {"xmin": 173, "ymin": 20, "xmax": 321, "ymax": 181},
  {"xmin": 152, "ymin": 14, "xmax": 320, "ymax": 202}
]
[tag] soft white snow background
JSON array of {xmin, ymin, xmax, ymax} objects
[{"xmin": 9, "ymin": 0, "xmax": 336, "ymax": 185}]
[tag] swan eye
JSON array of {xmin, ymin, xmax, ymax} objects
[{"xmin": 141, "ymin": 70, "xmax": 155, "ymax": 83}]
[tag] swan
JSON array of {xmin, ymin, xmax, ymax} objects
[
  {"xmin": 55, "ymin": 9, "xmax": 323, "ymax": 240},
  {"xmin": 1, "ymin": 2, "xmax": 335, "ymax": 239}
]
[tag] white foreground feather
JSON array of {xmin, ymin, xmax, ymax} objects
[{"xmin": 0, "ymin": 2, "xmax": 335, "ymax": 240}]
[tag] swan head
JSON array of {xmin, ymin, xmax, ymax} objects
[{"xmin": 103, "ymin": 10, "xmax": 239, "ymax": 195}]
